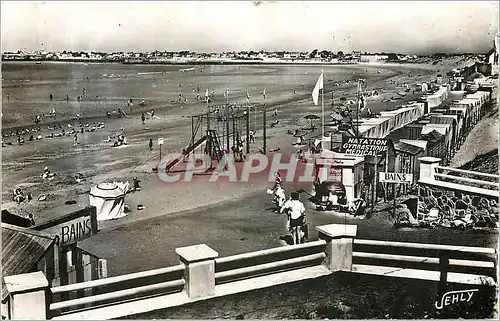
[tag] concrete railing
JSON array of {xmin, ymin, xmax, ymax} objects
[
  {"xmin": 418, "ymin": 157, "xmax": 499, "ymax": 197},
  {"xmin": 352, "ymin": 239, "xmax": 496, "ymax": 286},
  {"xmin": 3, "ymin": 224, "xmax": 496, "ymax": 320}
]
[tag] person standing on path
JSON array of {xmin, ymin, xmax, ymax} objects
[
  {"xmin": 149, "ymin": 138, "xmax": 153, "ymax": 150},
  {"xmin": 249, "ymin": 130, "xmax": 255, "ymax": 143},
  {"xmin": 141, "ymin": 113, "xmax": 146, "ymax": 125}
]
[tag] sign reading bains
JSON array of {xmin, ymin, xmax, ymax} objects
[
  {"xmin": 33, "ymin": 206, "xmax": 98, "ymax": 247},
  {"xmin": 342, "ymin": 137, "xmax": 389, "ymax": 156}
]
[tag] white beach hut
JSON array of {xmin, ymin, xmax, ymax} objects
[{"xmin": 89, "ymin": 182, "xmax": 129, "ymax": 221}]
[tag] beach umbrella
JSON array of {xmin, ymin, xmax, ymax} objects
[
  {"xmin": 330, "ymin": 112, "xmax": 343, "ymax": 121},
  {"xmin": 295, "ymin": 118, "xmax": 309, "ymax": 127},
  {"xmin": 302, "ymin": 114, "xmax": 320, "ymax": 131}
]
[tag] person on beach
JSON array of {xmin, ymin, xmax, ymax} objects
[
  {"xmin": 141, "ymin": 113, "xmax": 146, "ymax": 124},
  {"xmin": 280, "ymin": 192, "xmax": 307, "ymax": 242},
  {"xmin": 49, "ymin": 93, "xmax": 53, "ymax": 101},
  {"xmin": 66, "ymin": 94, "xmax": 69, "ymax": 102},
  {"xmin": 273, "ymin": 172, "xmax": 282, "ymax": 190},
  {"xmin": 149, "ymin": 138, "xmax": 153, "ymax": 150},
  {"xmin": 150, "ymin": 110, "xmax": 155, "ymax": 118},
  {"xmin": 73, "ymin": 133, "xmax": 78, "ymax": 146},
  {"xmin": 273, "ymin": 109, "xmax": 278, "ymax": 118},
  {"xmin": 7, "ymin": 93, "xmax": 9, "ymax": 101},
  {"xmin": 28, "ymin": 213, "xmax": 35, "ymax": 226},
  {"xmin": 249, "ymin": 130, "xmax": 255, "ymax": 143}
]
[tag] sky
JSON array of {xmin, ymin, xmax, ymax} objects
[{"xmin": 1, "ymin": 1, "xmax": 498, "ymax": 54}]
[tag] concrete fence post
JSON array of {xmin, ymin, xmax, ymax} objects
[
  {"xmin": 4, "ymin": 271, "xmax": 49, "ymax": 320},
  {"xmin": 418, "ymin": 157, "xmax": 442, "ymax": 182},
  {"xmin": 175, "ymin": 244, "xmax": 219, "ymax": 299},
  {"xmin": 316, "ymin": 224, "xmax": 358, "ymax": 272}
]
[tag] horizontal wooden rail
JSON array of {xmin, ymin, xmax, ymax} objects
[
  {"xmin": 434, "ymin": 173, "xmax": 499, "ymax": 188},
  {"xmin": 215, "ymin": 240, "xmax": 326, "ymax": 265},
  {"xmin": 354, "ymin": 239, "xmax": 496, "ymax": 255},
  {"xmin": 50, "ymin": 279, "xmax": 185, "ymax": 311},
  {"xmin": 353, "ymin": 252, "xmax": 495, "ymax": 269},
  {"xmin": 51, "ymin": 265, "xmax": 184, "ymax": 294},
  {"xmin": 215, "ymin": 252, "xmax": 326, "ymax": 279}
]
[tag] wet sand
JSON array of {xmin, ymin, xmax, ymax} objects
[{"xmin": 2, "ymin": 61, "xmax": 442, "ymax": 227}]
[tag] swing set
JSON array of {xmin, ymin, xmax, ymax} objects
[{"xmin": 164, "ymin": 103, "xmax": 265, "ymax": 173}]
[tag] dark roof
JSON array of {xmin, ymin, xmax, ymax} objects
[
  {"xmin": 2, "ymin": 223, "xmax": 58, "ymax": 300},
  {"xmin": 394, "ymin": 141, "xmax": 424, "ymax": 156},
  {"xmin": 486, "ymin": 47, "xmax": 496, "ymax": 57},
  {"xmin": 1, "ymin": 209, "xmax": 32, "ymax": 228},
  {"xmin": 421, "ymin": 130, "xmax": 443, "ymax": 143}
]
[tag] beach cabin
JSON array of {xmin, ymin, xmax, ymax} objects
[
  {"xmin": 447, "ymin": 107, "xmax": 468, "ymax": 143},
  {"xmin": 379, "ymin": 106, "xmax": 423, "ymax": 131},
  {"xmin": 314, "ymin": 151, "xmax": 364, "ymax": 202},
  {"xmin": 422, "ymin": 124, "xmax": 452, "ymax": 164},
  {"xmin": 403, "ymin": 102, "xmax": 426, "ymax": 116},
  {"xmin": 429, "ymin": 114, "xmax": 459, "ymax": 153},
  {"xmin": 394, "ymin": 140, "xmax": 425, "ymax": 191},
  {"xmin": 458, "ymin": 98, "xmax": 481, "ymax": 126},
  {"xmin": 420, "ymin": 130, "xmax": 447, "ymax": 163},
  {"xmin": 2, "ymin": 209, "xmax": 108, "ymax": 319},
  {"xmin": 2, "ymin": 223, "xmax": 58, "ymax": 319},
  {"xmin": 357, "ymin": 117, "xmax": 392, "ymax": 138},
  {"xmin": 451, "ymin": 100, "xmax": 475, "ymax": 133}
]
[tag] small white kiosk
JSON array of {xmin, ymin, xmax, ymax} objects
[{"xmin": 314, "ymin": 150, "xmax": 365, "ymax": 202}]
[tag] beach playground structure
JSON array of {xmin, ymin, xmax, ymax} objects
[{"xmin": 164, "ymin": 103, "xmax": 265, "ymax": 173}]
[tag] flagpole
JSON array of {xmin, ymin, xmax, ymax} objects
[
  {"xmin": 356, "ymin": 80, "xmax": 360, "ymax": 137},
  {"xmin": 321, "ymin": 70, "xmax": 324, "ymax": 150}
]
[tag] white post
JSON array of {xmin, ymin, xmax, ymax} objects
[
  {"xmin": 176, "ymin": 244, "xmax": 218, "ymax": 299},
  {"xmin": 321, "ymin": 70, "xmax": 325, "ymax": 150},
  {"xmin": 4, "ymin": 271, "xmax": 49, "ymax": 320},
  {"xmin": 316, "ymin": 224, "xmax": 358, "ymax": 272},
  {"xmin": 418, "ymin": 157, "xmax": 442, "ymax": 182}
]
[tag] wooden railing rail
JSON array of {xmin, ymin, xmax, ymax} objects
[
  {"xmin": 51, "ymin": 265, "xmax": 184, "ymax": 294},
  {"xmin": 435, "ymin": 166, "xmax": 500, "ymax": 180},
  {"xmin": 215, "ymin": 240, "xmax": 326, "ymax": 265},
  {"xmin": 434, "ymin": 173, "xmax": 499, "ymax": 188},
  {"xmin": 353, "ymin": 252, "xmax": 495, "ymax": 269},
  {"xmin": 50, "ymin": 279, "xmax": 185, "ymax": 311},
  {"xmin": 215, "ymin": 252, "xmax": 326, "ymax": 280},
  {"xmin": 353, "ymin": 239, "xmax": 497, "ymax": 255}
]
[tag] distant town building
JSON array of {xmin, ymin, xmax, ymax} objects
[
  {"xmin": 360, "ymin": 54, "xmax": 389, "ymax": 62},
  {"xmin": 486, "ymin": 36, "xmax": 499, "ymax": 75}
]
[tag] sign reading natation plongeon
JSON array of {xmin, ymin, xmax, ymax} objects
[{"xmin": 341, "ymin": 137, "xmax": 390, "ymax": 157}]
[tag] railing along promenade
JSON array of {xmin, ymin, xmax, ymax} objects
[
  {"xmin": 418, "ymin": 156, "xmax": 499, "ymax": 198},
  {"xmin": 4, "ymin": 223, "xmax": 496, "ymax": 320}
]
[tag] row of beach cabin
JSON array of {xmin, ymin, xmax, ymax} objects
[{"xmin": 315, "ymin": 78, "xmax": 495, "ymax": 204}]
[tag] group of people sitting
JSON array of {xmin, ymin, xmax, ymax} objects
[{"xmin": 13, "ymin": 187, "xmax": 32, "ymax": 204}]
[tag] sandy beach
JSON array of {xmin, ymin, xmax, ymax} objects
[{"xmin": 1, "ymin": 61, "xmax": 445, "ymax": 227}]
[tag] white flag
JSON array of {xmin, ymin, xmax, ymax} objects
[{"xmin": 312, "ymin": 72, "xmax": 323, "ymax": 106}]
